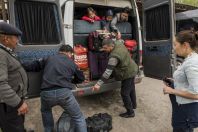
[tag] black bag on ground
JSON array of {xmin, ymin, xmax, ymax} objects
[
  {"xmin": 86, "ymin": 113, "xmax": 112, "ymax": 132},
  {"xmin": 55, "ymin": 112, "xmax": 74, "ymax": 132}
]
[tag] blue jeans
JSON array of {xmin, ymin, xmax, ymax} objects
[{"xmin": 40, "ymin": 88, "xmax": 87, "ymax": 132}]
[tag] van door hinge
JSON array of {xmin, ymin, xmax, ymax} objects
[
  {"xmin": 64, "ymin": 24, "xmax": 72, "ymax": 29},
  {"xmin": 170, "ymin": 51, "xmax": 177, "ymax": 73}
]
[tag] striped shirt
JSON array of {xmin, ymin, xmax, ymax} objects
[{"xmin": 96, "ymin": 57, "xmax": 118, "ymax": 86}]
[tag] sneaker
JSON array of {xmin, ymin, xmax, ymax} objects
[{"xmin": 119, "ymin": 112, "xmax": 135, "ymax": 118}]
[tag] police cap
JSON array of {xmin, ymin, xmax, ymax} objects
[{"xmin": 0, "ymin": 22, "xmax": 22, "ymax": 36}]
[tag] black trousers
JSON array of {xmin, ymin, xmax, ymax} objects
[
  {"xmin": 121, "ymin": 77, "xmax": 136, "ymax": 112},
  {"xmin": 173, "ymin": 128, "xmax": 193, "ymax": 132},
  {"xmin": 0, "ymin": 103, "xmax": 25, "ymax": 132},
  {"xmin": 169, "ymin": 90, "xmax": 198, "ymax": 131}
]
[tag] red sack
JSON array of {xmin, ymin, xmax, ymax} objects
[
  {"xmin": 124, "ymin": 40, "xmax": 137, "ymax": 56},
  {"xmin": 74, "ymin": 45, "xmax": 88, "ymax": 69}
]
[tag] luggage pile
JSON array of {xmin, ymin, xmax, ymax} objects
[
  {"xmin": 88, "ymin": 31, "xmax": 109, "ymax": 80},
  {"xmin": 74, "ymin": 31, "xmax": 109, "ymax": 82}
]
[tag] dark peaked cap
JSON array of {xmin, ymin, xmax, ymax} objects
[{"xmin": 0, "ymin": 22, "xmax": 22, "ymax": 36}]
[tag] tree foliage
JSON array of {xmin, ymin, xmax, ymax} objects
[{"xmin": 176, "ymin": 0, "xmax": 198, "ymax": 7}]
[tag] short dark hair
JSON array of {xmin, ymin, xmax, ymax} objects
[
  {"xmin": 87, "ymin": 7, "xmax": 95, "ymax": 14},
  {"xmin": 102, "ymin": 39, "xmax": 114, "ymax": 46},
  {"xmin": 122, "ymin": 6, "xmax": 130, "ymax": 14},
  {"xmin": 59, "ymin": 45, "xmax": 73, "ymax": 52}
]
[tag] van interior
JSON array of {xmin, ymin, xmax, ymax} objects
[{"xmin": 72, "ymin": 2, "xmax": 139, "ymax": 81}]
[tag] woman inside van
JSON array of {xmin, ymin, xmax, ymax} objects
[
  {"xmin": 163, "ymin": 30, "xmax": 198, "ymax": 132},
  {"xmin": 81, "ymin": 7, "xmax": 101, "ymax": 23}
]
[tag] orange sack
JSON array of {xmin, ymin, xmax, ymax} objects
[{"xmin": 74, "ymin": 45, "xmax": 88, "ymax": 69}]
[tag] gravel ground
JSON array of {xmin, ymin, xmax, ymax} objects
[{"xmin": 24, "ymin": 77, "xmax": 198, "ymax": 132}]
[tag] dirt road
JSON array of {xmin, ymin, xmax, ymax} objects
[{"xmin": 25, "ymin": 77, "xmax": 198, "ymax": 132}]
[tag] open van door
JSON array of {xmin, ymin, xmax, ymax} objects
[
  {"xmin": 142, "ymin": 0, "xmax": 175, "ymax": 79},
  {"xmin": 61, "ymin": 0, "xmax": 74, "ymax": 47},
  {"xmin": 8, "ymin": 0, "xmax": 64, "ymax": 98}
]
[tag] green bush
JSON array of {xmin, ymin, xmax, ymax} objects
[{"xmin": 176, "ymin": 0, "xmax": 198, "ymax": 7}]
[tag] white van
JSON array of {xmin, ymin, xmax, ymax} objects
[
  {"xmin": 8, "ymin": 0, "xmax": 186, "ymax": 97},
  {"xmin": 7, "ymin": 0, "xmax": 144, "ymax": 98},
  {"xmin": 7, "ymin": 0, "xmax": 190, "ymax": 98}
]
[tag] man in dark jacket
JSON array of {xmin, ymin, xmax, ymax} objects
[
  {"xmin": 93, "ymin": 39, "xmax": 138, "ymax": 118},
  {"xmin": 24, "ymin": 45, "xmax": 87, "ymax": 132},
  {"xmin": 0, "ymin": 22, "xmax": 28, "ymax": 132}
]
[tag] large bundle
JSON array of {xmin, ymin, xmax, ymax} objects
[{"xmin": 86, "ymin": 113, "xmax": 112, "ymax": 132}]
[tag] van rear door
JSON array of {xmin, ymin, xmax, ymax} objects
[
  {"xmin": 8, "ymin": 0, "xmax": 64, "ymax": 98},
  {"xmin": 61, "ymin": 0, "xmax": 74, "ymax": 47},
  {"xmin": 142, "ymin": 0, "xmax": 175, "ymax": 79}
]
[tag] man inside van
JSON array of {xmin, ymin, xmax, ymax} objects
[
  {"xmin": 0, "ymin": 22, "xmax": 28, "ymax": 132},
  {"xmin": 24, "ymin": 45, "xmax": 87, "ymax": 132},
  {"xmin": 93, "ymin": 39, "xmax": 138, "ymax": 118},
  {"xmin": 110, "ymin": 7, "xmax": 130, "ymax": 39}
]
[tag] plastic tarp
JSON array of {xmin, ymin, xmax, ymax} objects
[{"xmin": 176, "ymin": 9, "xmax": 198, "ymax": 23}]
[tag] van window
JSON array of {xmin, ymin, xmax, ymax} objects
[
  {"xmin": 14, "ymin": 0, "xmax": 62, "ymax": 45},
  {"xmin": 145, "ymin": 5, "xmax": 170, "ymax": 41}
]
